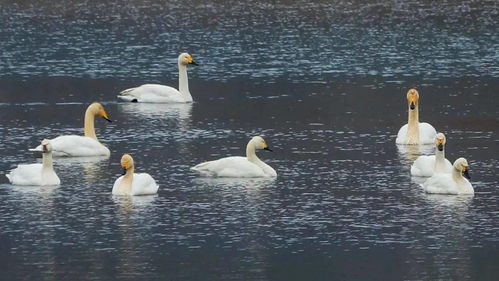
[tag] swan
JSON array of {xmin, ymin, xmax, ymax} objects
[
  {"xmin": 29, "ymin": 102, "xmax": 112, "ymax": 157},
  {"xmin": 396, "ymin": 89, "xmax": 436, "ymax": 145},
  {"xmin": 112, "ymin": 154, "xmax": 159, "ymax": 196},
  {"xmin": 424, "ymin": 158, "xmax": 473, "ymax": 195},
  {"xmin": 410, "ymin": 132, "xmax": 453, "ymax": 177},
  {"xmin": 118, "ymin": 53, "xmax": 198, "ymax": 103},
  {"xmin": 191, "ymin": 136, "xmax": 277, "ymax": 178},
  {"xmin": 6, "ymin": 139, "xmax": 60, "ymax": 186}
]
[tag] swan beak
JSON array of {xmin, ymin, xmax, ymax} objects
[
  {"xmin": 410, "ymin": 102, "xmax": 415, "ymax": 110},
  {"xmin": 42, "ymin": 145, "xmax": 48, "ymax": 153},
  {"xmin": 462, "ymin": 167, "xmax": 471, "ymax": 180},
  {"xmin": 121, "ymin": 167, "xmax": 127, "ymax": 175},
  {"xmin": 101, "ymin": 111, "xmax": 112, "ymax": 122},
  {"xmin": 437, "ymin": 144, "xmax": 444, "ymax": 151},
  {"xmin": 190, "ymin": 60, "xmax": 198, "ymax": 66},
  {"xmin": 263, "ymin": 147, "xmax": 273, "ymax": 152}
]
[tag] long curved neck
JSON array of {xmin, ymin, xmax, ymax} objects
[
  {"xmin": 84, "ymin": 108, "xmax": 97, "ymax": 139},
  {"xmin": 246, "ymin": 143, "xmax": 262, "ymax": 164},
  {"xmin": 178, "ymin": 63, "xmax": 192, "ymax": 101},
  {"xmin": 452, "ymin": 168, "xmax": 464, "ymax": 183},
  {"xmin": 406, "ymin": 104, "xmax": 420, "ymax": 144},
  {"xmin": 119, "ymin": 167, "xmax": 134, "ymax": 193}
]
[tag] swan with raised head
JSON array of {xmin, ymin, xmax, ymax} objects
[
  {"xmin": 411, "ymin": 132, "xmax": 453, "ymax": 177},
  {"xmin": 396, "ymin": 89, "xmax": 436, "ymax": 145},
  {"xmin": 112, "ymin": 154, "xmax": 159, "ymax": 196},
  {"xmin": 118, "ymin": 53, "xmax": 198, "ymax": 103},
  {"xmin": 191, "ymin": 136, "xmax": 277, "ymax": 178},
  {"xmin": 424, "ymin": 158, "xmax": 473, "ymax": 195},
  {"xmin": 29, "ymin": 102, "xmax": 112, "ymax": 157},
  {"xmin": 7, "ymin": 139, "xmax": 60, "ymax": 186}
]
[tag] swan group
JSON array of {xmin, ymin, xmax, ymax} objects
[{"xmin": 4, "ymin": 50, "xmax": 475, "ymax": 198}]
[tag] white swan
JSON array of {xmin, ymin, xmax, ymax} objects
[
  {"xmin": 118, "ymin": 53, "xmax": 198, "ymax": 103},
  {"xmin": 411, "ymin": 132, "xmax": 453, "ymax": 177},
  {"xmin": 29, "ymin": 102, "xmax": 112, "ymax": 157},
  {"xmin": 112, "ymin": 154, "xmax": 159, "ymax": 196},
  {"xmin": 424, "ymin": 158, "xmax": 473, "ymax": 195},
  {"xmin": 7, "ymin": 139, "xmax": 60, "ymax": 186},
  {"xmin": 191, "ymin": 136, "xmax": 277, "ymax": 178},
  {"xmin": 396, "ymin": 89, "xmax": 436, "ymax": 145}
]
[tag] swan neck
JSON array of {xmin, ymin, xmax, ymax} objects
[
  {"xmin": 84, "ymin": 108, "xmax": 97, "ymax": 139},
  {"xmin": 178, "ymin": 63, "xmax": 191, "ymax": 99},
  {"xmin": 246, "ymin": 143, "xmax": 261, "ymax": 163},
  {"xmin": 120, "ymin": 167, "xmax": 134, "ymax": 192},
  {"xmin": 406, "ymin": 105, "xmax": 420, "ymax": 143},
  {"xmin": 452, "ymin": 168, "xmax": 464, "ymax": 183},
  {"xmin": 42, "ymin": 152, "xmax": 54, "ymax": 170}
]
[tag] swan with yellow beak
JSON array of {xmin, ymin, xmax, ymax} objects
[
  {"xmin": 112, "ymin": 154, "xmax": 159, "ymax": 196},
  {"xmin": 29, "ymin": 102, "xmax": 112, "ymax": 157},
  {"xmin": 396, "ymin": 89, "xmax": 437, "ymax": 145}
]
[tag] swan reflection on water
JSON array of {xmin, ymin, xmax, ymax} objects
[
  {"xmin": 112, "ymin": 194, "xmax": 158, "ymax": 213},
  {"xmin": 55, "ymin": 155, "xmax": 110, "ymax": 183},
  {"xmin": 397, "ymin": 143, "xmax": 434, "ymax": 163},
  {"xmin": 117, "ymin": 102, "xmax": 193, "ymax": 122}
]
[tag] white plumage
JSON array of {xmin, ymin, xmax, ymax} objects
[
  {"xmin": 112, "ymin": 154, "xmax": 159, "ymax": 196},
  {"xmin": 423, "ymin": 158, "xmax": 473, "ymax": 195},
  {"xmin": 411, "ymin": 133, "xmax": 453, "ymax": 177}
]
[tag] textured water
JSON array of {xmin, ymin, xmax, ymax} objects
[{"xmin": 1, "ymin": 1, "xmax": 499, "ymax": 280}]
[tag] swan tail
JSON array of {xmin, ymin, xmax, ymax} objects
[{"xmin": 5, "ymin": 173, "xmax": 11, "ymax": 182}]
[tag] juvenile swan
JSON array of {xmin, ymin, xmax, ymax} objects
[
  {"xmin": 410, "ymin": 133, "xmax": 453, "ymax": 177},
  {"xmin": 29, "ymin": 102, "xmax": 112, "ymax": 157},
  {"xmin": 424, "ymin": 158, "xmax": 473, "ymax": 195},
  {"xmin": 112, "ymin": 154, "xmax": 159, "ymax": 196},
  {"xmin": 191, "ymin": 136, "xmax": 277, "ymax": 178},
  {"xmin": 7, "ymin": 139, "xmax": 60, "ymax": 186},
  {"xmin": 396, "ymin": 89, "xmax": 436, "ymax": 145},
  {"xmin": 118, "ymin": 53, "xmax": 198, "ymax": 103}
]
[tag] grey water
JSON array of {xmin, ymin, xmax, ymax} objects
[{"xmin": 0, "ymin": 1, "xmax": 498, "ymax": 280}]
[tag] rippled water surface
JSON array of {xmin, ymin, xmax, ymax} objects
[{"xmin": 1, "ymin": 1, "xmax": 498, "ymax": 280}]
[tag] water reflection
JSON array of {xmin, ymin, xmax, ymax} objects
[
  {"xmin": 112, "ymin": 194, "xmax": 158, "ymax": 214},
  {"xmin": 118, "ymin": 102, "xmax": 192, "ymax": 123},
  {"xmin": 55, "ymin": 156, "xmax": 110, "ymax": 183},
  {"xmin": 397, "ymin": 144, "xmax": 434, "ymax": 163}
]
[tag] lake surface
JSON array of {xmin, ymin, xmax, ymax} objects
[{"xmin": 0, "ymin": 1, "xmax": 498, "ymax": 280}]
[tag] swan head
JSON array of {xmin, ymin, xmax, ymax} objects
[
  {"xmin": 178, "ymin": 53, "xmax": 198, "ymax": 66},
  {"xmin": 406, "ymin": 89, "xmax": 419, "ymax": 110},
  {"xmin": 435, "ymin": 133, "xmax": 446, "ymax": 151},
  {"xmin": 250, "ymin": 136, "xmax": 272, "ymax": 152},
  {"xmin": 121, "ymin": 154, "xmax": 134, "ymax": 175},
  {"xmin": 88, "ymin": 102, "xmax": 112, "ymax": 122},
  {"xmin": 41, "ymin": 139, "xmax": 52, "ymax": 153},
  {"xmin": 453, "ymin": 157, "xmax": 470, "ymax": 180}
]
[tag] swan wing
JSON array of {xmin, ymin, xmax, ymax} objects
[
  {"xmin": 418, "ymin": 122, "xmax": 437, "ymax": 144},
  {"xmin": 410, "ymin": 155, "xmax": 436, "ymax": 177},
  {"xmin": 131, "ymin": 173, "xmax": 159, "ymax": 195},
  {"xmin": 30, "ymin": 135, "xmax": 110, "ymax": 157},
  {"xmin": 191, "ymin": 156, "xmax": 267, "ymax": 178},
  {"xmin": 6, "ymin": 164, "xmax": 43, "ymax": 185},
  {"xmin": 395, "ymin": 124, "xmax": 408, "ymax": 144},
  {"xmin": 423, "ymin": 173, "xmax": 458, "ymax": 194},
  {"xmin": 118, "ymin": 84, "xmax": 187, "ymax": 103}
]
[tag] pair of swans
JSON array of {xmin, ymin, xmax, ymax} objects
[
  {"xmin": 409, "ymin": 133, "xmax": 473, "ymax": 195},
  {"xmin": 110, "ymin": 136, "xmax": 277, "ymax": 195}
]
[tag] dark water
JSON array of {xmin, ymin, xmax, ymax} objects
[{"xmin": 1, "ymin": 1, "xmax": 499, "ymax": 280}]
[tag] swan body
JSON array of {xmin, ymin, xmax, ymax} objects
[
  {"xmin": 7, "ymin": 140, "xmax": 60, "ymax": 186},
  {"xmin": 191, "ymin": 136, "xmax": 277, "ymax": 178},
  {"xmin": 29, "ymin": 102, "xmax": 112, "ymax": 157},
  {"xmin": 424, "ymin": 158, "xmax": 473, "ymax": 195},
  {"xmin": 411, "ymin": 133, "xmax": 453, "ymax": 177},
  {"xmin": 112, "ymin": 154, "xmax": 159, "ymax": 196},
  {"xmin": 118, "ymin": 53, "xmax": 197, "ymax": 103},
  {"xmin": 396, "ymin": 89, "xmax": 436, "ymax": 145}
]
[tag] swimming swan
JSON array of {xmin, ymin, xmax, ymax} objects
[
  {"xmin": 410, "ymin": 132, "xmax": 453, "ymax": 177},
  {"xmin": 112, "ymin": 154, "xmax": 159, "ymax": 196},
  {"xmin": 7, "ymin": 139, "xmax": 60, "ymax": 186},
  {"xmin": 423, "ymin": 158, "xmax": 473, "ymax": 195},
  {"xmin": 396, "ymin": 89, "xmax": 436, "ymax": 145},
  {"xmin": 29, "ymin": 102, "xmax": 112, "ymax": 157},
  {"xmin": 118, "ymin": 53, "xmax": 198, "ymax": 103},
  {"xmin": 191, "ymin": 136, "xmax": 277, "ymax": 178}
]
